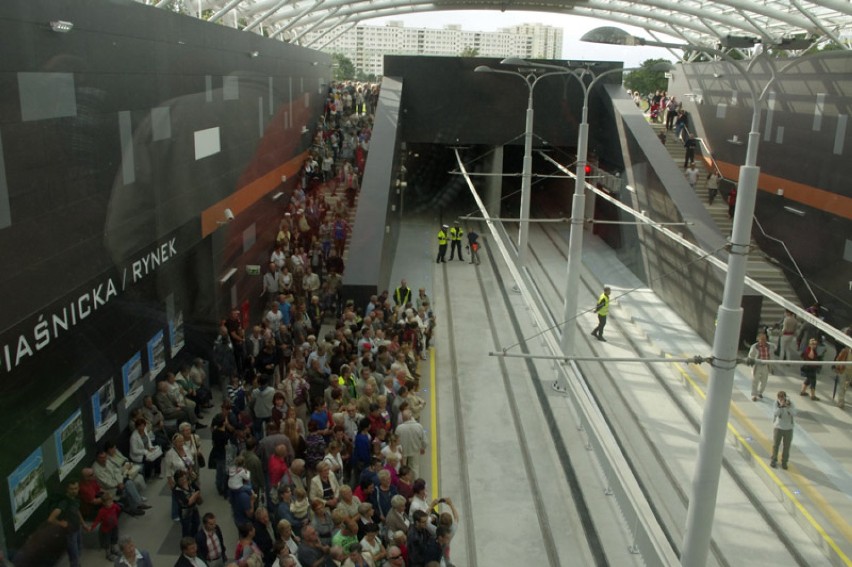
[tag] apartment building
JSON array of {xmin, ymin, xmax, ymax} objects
[{"xmin": 304, "ymin": 21, "xmax": 564, "ymax": 76}]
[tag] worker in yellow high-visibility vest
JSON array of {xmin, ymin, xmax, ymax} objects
[
  {"xmin": 436, "ymin": 224, "xmax": 449, "ymax": 263},
  {"xmin": 448, "ymin": 221, "xmax": 464, "ymax": 261},
  {"xmin": 591, "ymin": 286, "xmax": 611, "ymax": 342}
]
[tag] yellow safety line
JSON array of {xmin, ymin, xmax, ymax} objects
[
  {"xmin": 430, "ymin": 346, "xmax": 439, "ymax": 499},
  {"xmin": 670, "ymin": 356, "xmax": 852, "ymax": 566}
]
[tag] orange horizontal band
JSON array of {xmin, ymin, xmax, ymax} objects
[
  {"xmin": 200, "ymin": 151, "xmax": 308, "ymax": 237},
  {"xmin": 705, "ymin": 158, "xmax": 852, "ymax": 220}
]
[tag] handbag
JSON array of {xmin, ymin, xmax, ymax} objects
[
  {"xmin": 145, "ymin": 445, "xmax": 164, "ymax": 462},
  {"xmin": 190, "ymin": 433, "xmax": 205, "ymax": 468}
]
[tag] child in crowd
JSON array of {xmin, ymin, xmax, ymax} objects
[
  {"xmin": 92, "ymin": 492, "xmax": 121, "ymax": 561},
  {"xmin": 228, "ymin": 455, "xmax": 252, "ymax": 493},
  {"xmin": 290, "ymin": 487, "xmax": 310, "ymax": 527}
]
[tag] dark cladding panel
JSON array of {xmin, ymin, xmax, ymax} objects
[
  {"xmin": 669, "ymin": 55, "xmax": 852, "ymax": 326},
  {"xmin": 0, "ymin": 0, "xmax": 330, "ymax": 550},
  {"xmin": 383, "ymin": 55, "xmax": 622, "ymax": 147}
]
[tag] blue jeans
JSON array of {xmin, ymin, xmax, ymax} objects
[{"xmin": 66, "ymin": 529, "xmax": 82, "ymax": 567}]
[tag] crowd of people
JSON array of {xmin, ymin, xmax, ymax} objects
[
  {"xmin": 43, "ymin": 80, "xmax": 456, "ymax": 567},
  {"xmin": 747, "ymin": 308, "xmax": 852, "ymax": 470},
  {"xmin": 204, "ymin": 266, "xmax": 448, "ymax": 567}
]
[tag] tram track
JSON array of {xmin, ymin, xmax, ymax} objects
[
  {"xmin": 437, "ymin": 220, "xmax": 605, "ymax": 567},
  {"xmin": 522, "ymin": 219, "xmax": 810, "ymax": 567},
  {"xmin": 438, "ymin": 258, "xmax": 479, "ymax": 566}
]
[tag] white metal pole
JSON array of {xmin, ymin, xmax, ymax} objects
[
  {"xmin": 560, "ymin": 66, "xmax": 631, "ymax": 357},
  {"xmin": 682, "ymin": 64, "xmax": 763, "ymax": 567},
  {"xmin": 518, "ymin": 86, "xmax": 535, "ymax": 266},
  {"xmin": 560, "ymin": 107, "xmax": 588, "ymax": 355}
]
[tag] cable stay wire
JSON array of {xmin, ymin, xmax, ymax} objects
[{"xmin": 498, "ymin": 241, "xmax": 730, "ymax": 354}]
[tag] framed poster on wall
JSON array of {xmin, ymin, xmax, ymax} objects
[
  {"xmin": 122, "ymin": 352, "xmax": 145, "ymax": 408},
  {"xmin": 7, "ymin": 448, "xmax": 47, "ymax": 531},
  {"xmin": 147, "ymin": 330, "xmax": 167, "ymax": 378},
  {"xmin": 92, "ymin": 381, "xmax": 117, "ymax": 442},
  {"xmin": 55, "ymin": 409, "xmax": 85, "ymax": 480},
  {"xmin": 166, "ymin": 293, "xmax": 184, "ymax": 358},
  {"xmin": 169, "ymin": 311, "xmax": 185, "ymax": 358}
]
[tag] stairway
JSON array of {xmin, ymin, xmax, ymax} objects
[{"xmin": 651, "ymin": 123, "xmax": 799, "ymax": 327}]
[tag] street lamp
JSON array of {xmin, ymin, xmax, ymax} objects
[
  {"xmin": 547, "ymin": 62, "xmax": 663, "ymax": 358},
  {"xmin": 501, "ymin": 59, "xmax": 667, "ymax": 357},
  {"xmin": 582, "ymin": 26, "xmax": 808, "ymax": 567},
  {"xmin": 474, "ymin": 60, "xmax": 574, "ymax": 266}
]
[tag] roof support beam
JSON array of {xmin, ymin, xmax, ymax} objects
[
  {"xmin": 163, "ymin": 0, "xmax": 851, "ymax": 58},
  {"xmin": 244, "ymin": 0, "xmax": 290, "ymax": 32},
  {"xmin": 304, "ymin": 15, "xmax": 351, "ymax": 47},
  {"xmin": 735, "ymin": 9, "xmax": 779, "ymax": 47},
  {"xmin": 208, "ymin": 0, "xmax": 244, "ymax": 23},
  {"xmin": 290, "ymin": 6, "xmax": 341, "ymax": 43},
  {"xmin": 270, "ymin": 0, "xmax": 325, "ymax": 38},
  {"xmin": 808, "ymin": 0, "xmax": 852, "ymax": 17},
  {"xmin": 585, "ymin": 0, "xmax": 756, "ymax": 35},
  {"xmin": 790, "ymin": 0, "xmax": 848, "ymax": 49},
  {"xmin": 648, "ymin": 29, "xmax": 690, "ymax": 61}
]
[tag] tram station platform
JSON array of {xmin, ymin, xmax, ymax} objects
[{"xmin": 64, "ymin": 211, "xmax": 850, "ymax": 567}]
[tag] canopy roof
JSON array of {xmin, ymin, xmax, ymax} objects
[{"xmin": 152, "ymin": 0, "xmax": 852, "ymax": 54}]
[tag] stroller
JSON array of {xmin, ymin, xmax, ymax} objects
[{"xmin": 649, "ymin": 102, "xmax": 662, "ymax": 123}]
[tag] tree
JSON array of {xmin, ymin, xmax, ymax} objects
[
  {"xmin": 331, "ymin": 53, "xmax": 356, "ymax": 81},
  {"xmin": 460, "ymin": 46, "xmax": 480, "ymax": 57},
  {"xmin": 624, "ymin": 58, "xmax": 672, "ymax": 96},
  {"xmin": 355, "ymin": 70, "xmax": 378, "ymax": 82}
]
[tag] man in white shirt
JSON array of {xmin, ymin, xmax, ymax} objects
[
  {"xmin": 748, "ymin": 333, "xmax": 773, "ymax": 401},
  {"xmin": 303, "ymin": 266, "xmax": 321, "ymax": 303},
  {"xmin": 395, "ymin": 410, "xmax": 426, "ymax": 477},
  {"xmin": 263, "ymin": 262, "xmax": 280, "ymax": 305},
  {"xmin": 685, "ymin": 163, "xmax": 699, "ymax": 191}
]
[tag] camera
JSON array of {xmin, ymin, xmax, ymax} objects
[{"xmin": 438, "ymin": 498, "xmax": 445, "ymax": 504}]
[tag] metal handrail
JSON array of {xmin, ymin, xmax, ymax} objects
[
  {"xmin": 751, "ymin": 216, "xmax": 819, "ymax": 305},
  {"xmin": 673, "ymin": 124, "xmax": 725, "ymax": 178},
  {"xmin": 591, "ymin": 137, "xmax": 824, "ymax": 325},
  {"xmin": 656, "ymin": 113, "xmax": 817, "ymax": 310},
  {"xmin": 686, "ymin": 135, "xmax": 818, "ymax": 306}
]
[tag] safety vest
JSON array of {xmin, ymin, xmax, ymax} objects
[
  {"xmin": 449, "ymin": 226, "xmax": 463, "ymax": 241},
  {"xmin": 337, "ymin": 374, "xmax": 357, "ymax": 400},
  {"xmin": 595, "ymin": 293, "xmax": 610, "ymax": 316},
  {"xmin": 437, "ymin": 230, "xmax": 448, "ymax": 245},
  {"xmin": 395, "ymin": 287, "xmax": 411, "ymax": 306}
]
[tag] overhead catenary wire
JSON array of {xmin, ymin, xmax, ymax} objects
[
  {"xmin": 498, "ymin": 241, "xmax": 729, "ymax": 353},
  {"xmin": 488, "ymin": 352, "xmax": 844, "ymax": 367},
  {"xmin": 450, "ymin": 135, "xmax": 572, "ymax": 222},
  {"xmin": 539, "ymin": 151, "xmax": 852, "ymax": 351},
  {"xmin": 490, "ymin": 352, "xmax": 711, "ymax": 364},
  {"xmin": 461, "ymin": 214, "xmax": 693, "ymax": 226}
]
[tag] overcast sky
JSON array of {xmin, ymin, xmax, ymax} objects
[{"xmin": 365, "ymin": 11, "xmax": 680, "ymax": 69}]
